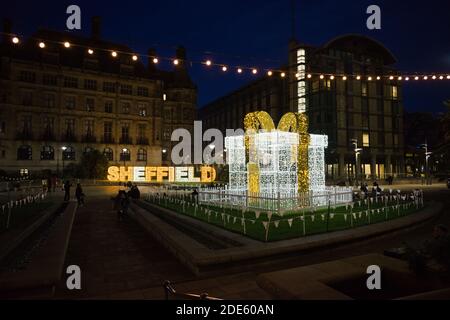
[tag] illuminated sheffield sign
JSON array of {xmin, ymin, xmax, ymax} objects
[{"xmin": 107, "ymin": 166, "xmax": 216, "ymax": 183}]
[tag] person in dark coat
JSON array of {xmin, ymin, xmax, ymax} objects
[
  {"xmin": 64, "ymin": 180, "xmax": 72, "ymax": 201},
  {"xmin": 75, "ymin": 183, "xmax": 85, "ymax": 206},
  {"xmin": 114, "ymin": 190, "xmax": 130, "ymax": 221}
]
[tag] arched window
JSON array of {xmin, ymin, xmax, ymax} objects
[
  {"xmin": 120, "ymin": 148, "xmax": 131, "ymax": 161},
  {"xmin": 62, "ymin": 146, "xmax": 76, "ymax": 160},
  {"xmin": 103, "ymin": 147, "xmax": 113, "ymax": 161},
  {"xmin": 40, "ymin": 145, "xmax": 54, "ymax": 160},
  {"xmin": 137, "ymin": 148, "xmax": 147, "ymax": 161},
  {"xmin": 84, "ymin": 147, "xmax": 94, "ymax": 155},
  {"xmin": 17, "ymin": 145, "xmax": 32, "ymax": 160}
]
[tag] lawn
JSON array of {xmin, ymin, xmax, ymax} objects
[{"xmin": 144, "ymin": 193, "xmax": 424, "ymax": 242}]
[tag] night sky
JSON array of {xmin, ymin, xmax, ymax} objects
[{"xmin": 3, "ymin": 0, "xmax": 449, "ymax": 113}]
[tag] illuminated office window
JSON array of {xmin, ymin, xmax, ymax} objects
[{"xmin": 363, "ymin": 132, "xmax": 370, "ymax": 147}]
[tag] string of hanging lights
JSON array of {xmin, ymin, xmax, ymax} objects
[{"xmin": 3, "ymin": 32, "xmax": 450, "ymax": 81}]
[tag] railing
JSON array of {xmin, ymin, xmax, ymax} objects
[
  {"xmin": 146, "ymin": 189, "xmax": 425, "ymax": 242},
  {"xmin": 119, "ymin": 136, "xmax": 133, "ymax": 144},
  {"xmin": 61, "ymin": 133, "xmax": 77, "ymax": 142},
  {"xmin": 196, "ymin": 186, "xmax": 354, "ymax": 214},
  {"xmin": 163, "ymin": 281, "xmax": 221, "ymax": 300},
  {"xmin": 16, "ymin": 131, "xmax": 33, "ymax": 140},
  {"xmin": 81, "ymin": 134, "xmax": 97, "ymax": 143},
  {"xmin": 136, "ymin": 137, "xmax": 149, "ymax": 145},
  {"xmin": 101, "ymin": 136, "xmax": 115, "ymax": 144}
]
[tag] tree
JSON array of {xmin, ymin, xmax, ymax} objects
[{"xmin": 79, "ymin": 150, "xmax": 109, "ymax": 179}]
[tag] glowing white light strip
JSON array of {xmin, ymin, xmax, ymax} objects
[{"xmin": 297, "ymin": 48, "xmax": 306, "ymax": 113}]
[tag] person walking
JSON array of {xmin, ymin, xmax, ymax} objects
[
  {"xmin": 63, "ymin": 180, "xmax": 72, "ymax": 201},
  {"xmin": 75, "ymin": 183, "xmax": 85, "ymax": 206},
  {"xmin": 113, "ymin": 190, "xmax": 130, "ymax": 221}
]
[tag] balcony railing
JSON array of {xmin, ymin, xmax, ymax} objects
[
  {"xmin": 41, "ymin": 131, "xmax": 56, "ymax": 141},
  {"xmin": 16, "ymin": 131, "xmax": 33, "ymax": 140},
  {"xmin": 61, "ymin": 132, "xmax": 77, "ymax": 142},
  {"xmin": 136, "ymin": 137, "xmax": 149, "ymax": 145},
  {"xmin": 101, "ymin": 136, "xmax": 115, "ymax": 144},
  {"xmin": 119, "ymin": 136, "xmax": 133, "ymax": 144},
  {"xmin": 82, "ymin": 134, "xmax": 97, "ymax": 143}
]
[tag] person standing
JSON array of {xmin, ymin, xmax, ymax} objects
[
  {"xmin": 75, "ymin": 183, "xmax": 85, "ymax": 206},
  {"xmin": 64, "ymin": 180, "xmax": 72, "ymax": 201}
]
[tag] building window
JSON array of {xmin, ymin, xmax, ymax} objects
[
  {"xmin": 391, "ymin": 86, "xmax": 398, "ymax": 100},
  {"xmin": 42, "ymin": 93, "xmax": 55, "ymax": 108},
  {"xmin": 137, "ymin": 148, "xmax": 147, "ymax": 161},
  {"xmin": 65, "ymin": 96, "xmax": 76, "ymax": 110},
  {"xmin": 378, "ymin": 133, "xmax": 385, "ymax": 146},
  {"xmin": 122, "ymin": 124, "xmax": 129, "ymax": 137},
  {"xmin": 18, "ymin": 115, "xmax": 33, "ymax": 140},
  {"xmin": 85, "ymin": 120, "xmax": 94, "ymax": 136},
  {"xmin": 17, "ymin": 146, "xmax": 33, "ymax": 160},
  {"xmin": 0, "ymin": 121, "xmax": 6, "ymax": 134},
  {"xmin": 312, "ymin": 81, "xmax": 319, "ymax": 93},
  {"xmin": 104, "ymin": 101, "xmax": 113, "ymax": 113},
  {"xmin": 121, "ymin": 102, "xmax": 130, "ymax": 114},
  {"xmin": 163, "ymin": 93, "xmax": 167, "ymax": 101},
  {"xmin": 83, "ymin": 147, "xmax": 94, "ymax": 155},
  {"xmin": 137, "ymin": 87, "xmax": 149, "ymax": 97},
  {"xmin": 86, "ymin": 98, "xmax": 95, "ymax": 112},
  {"xmin": 103, "ymin": 82, "xmax": 116, "ymax": 93},
  {"xmin": 378, "ymin": 115, "xmax": 384, "ymax": 129},
  {"xmin": 120, "ymin": 149, "xmax": 131, "ymax": 161},
  {"xmin": 22, "ymin": 91, "xmax": 33, "ymax": 105},
  {"xmin": 120, "ymin": 84, "xmax": 133, "ymax": 95},
  {"xmin": 361, "ymin": 82, "xmax": 368, "ymax": 96},
  {"xmin": 1, "ymin": 150, "xmax": 5, "ymax": 158},
  {"xmin": 138, "ymin": 104, "xmax": 147, "ymax": 117},
  {"xmin": 393, "ymin": 134, "xmax": 399, "ymax": 146},
  {"xmin": 62, "ymin": 146, "xmax": 76, "ymax": 160},
  {"xmin": 63, "ymin": 76, "xmax": 78, "ymax": 88},
  {"xmin": 19, "ymin": 71, "xmax": 36, "ymax": 83},
  {"xmin": 377, "ymin": 99, "xmax": 383, "ymax": 113},
  {"xmin": 43, "ymin": 117, "xmax": 54, "ymax": 139},
  {"xmin": 64, "ymin": 119, "xmax": 75, "ymax": 141},
  {"xmin": 163, "ymin": 128, "xmax": 171, "ymax": 141},
  {"xmin": 362, "ymin": 133, "xmax": 370, "ymax": 147},
  {"xmin": 84, "ymin": 79, "xmax": 97, "ymax": 91},
  {"xmin": 103, "ymin": 122, "xmax": 113, "ymax": 143},
  {"xmin": 40, "ymin": 145, "xmax": 54, "ymax": 160},
  {"xmin": 103, "ymin": 147, "xmax": 113, "ymax": 161},
  {"xmin": 43, "ymin": 74, "xmax": 57, "ymax": 86},
  {"xmin": 17, "ymin": 145, "xmax": 32, "ymax": 160}
]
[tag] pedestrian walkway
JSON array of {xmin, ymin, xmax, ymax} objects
[{"xmin": 54, "ymin": 198, "xmax": 193, "ymax": 299}]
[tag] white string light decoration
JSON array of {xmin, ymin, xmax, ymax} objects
[
  {"xmin": 225, "ymin": 135, "xmax": 247, "ymax": 193},
  {"xmin": 308, "ymin": 134, "xmax": 328, "ymax": 206},
  {"xmin": 254, "ymin": 131, "xmax": 299, "ymax": 196}
]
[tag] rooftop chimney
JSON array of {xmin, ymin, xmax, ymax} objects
[{"xmin": 91, "ymin": 16, "xmax": 101, "ymax": 40}]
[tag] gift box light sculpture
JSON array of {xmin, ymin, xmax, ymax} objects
[{"xmin": 225, "ymin": 111, "xmax": 329, "ymax": 206}]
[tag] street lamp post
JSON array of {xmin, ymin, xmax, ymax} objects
[
  {"xmin": 350, "ymin": 139, "xmax": 362, "ymax": 187},
  {"xmin": 122, "ymin": 148, "xmax": 128, "ymax": 167},
  {"xmin": 61, "ymin": 146, "xmax": 67, "ymax": 179},
  {"xmin": 419, "ymin": 143, "xmax": 432, "ymax": 185}
]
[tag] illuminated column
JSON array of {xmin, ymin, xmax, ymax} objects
[{"xmin": 308, "ymin": 134, "xmax": 328, "ymax": 193}]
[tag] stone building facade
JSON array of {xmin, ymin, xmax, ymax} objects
[{"xmin": 0, "ymin": 18, "xmax": 196, "ymax": 176}]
